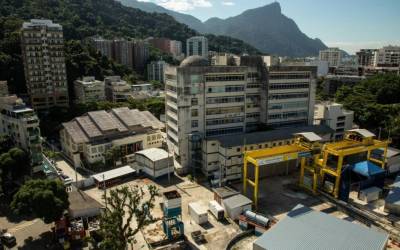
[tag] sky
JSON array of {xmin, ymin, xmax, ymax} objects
[{"xmin": 138, "ymin": 0, "xmax": 400, "ymax": 54}]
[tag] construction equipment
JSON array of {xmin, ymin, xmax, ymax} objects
[
  {"xmin": 243, "ymin": 129, "xmax": 390, "ymax": 208},
  {"xmin": 243, "ymin": 132, "xmax": 322, "ymax": 208}
]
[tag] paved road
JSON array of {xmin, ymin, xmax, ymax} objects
[
  {"xmin": 55, "ymin": 160, "xmax": 83, "ymax": 182},
  {"xmin": 1, "ymin": 217, "xmax": 53, "ymax": 249}
]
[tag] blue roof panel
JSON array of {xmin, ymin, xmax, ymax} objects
[{"xmin": 352, "ymin": 161, "xmax": 385, "ymax": 177}]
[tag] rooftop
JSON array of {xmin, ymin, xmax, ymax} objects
[
  {"xmin": 68, "ymin": 189, "xmax": 103, "ymax": 219},
  {"xmin": 135, "ymin": 148, "xmax": 170, "ymax": 162},
  {"xmin": 91, "ymin": 165, "xmax": 136, "ymax": 182},
  {"xmin": 223, "ymin": 194, "xmax": 252, "ymax": 209},
  {"xmin": 212, "ymin": 125, "xmax": 334, "ymax": 148},
  {"xmin": 23, "ymin": 19, "xmax": 62, "ymax": 29},
  {"xmin": 62, "ymin": 107, "xmax": 164, "ymax": 144},
  {"xmin": 180, "ymin": 56, "xmax": 209, "ymax": 67},
  {"xmin": 254, "ymin": 204, "xmax": 389, "ymax": 250}
]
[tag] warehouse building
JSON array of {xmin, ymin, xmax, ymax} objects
[{"xmin": 253, "ymin": 204, "xmax": 389, "ymax": 250}]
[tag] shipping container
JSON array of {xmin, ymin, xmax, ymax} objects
[
  {"xmin": 188, "ymin": 202, "xmax": 208, "ymax": 225},
  {"xmin": 208, "ymin": 200, "xmax": 224, "ymax": 220}
]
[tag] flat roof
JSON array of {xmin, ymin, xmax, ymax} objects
[
  {"xmin": 348, "ymin": 129, "xmax": 376, "ymax": 138},
  {"xmin": 91, "ymin": 166, "xmax": 136, "ymax": 182},
  {"xmin": 212, "ymin": 186, "xmax": 240, "ymax": 199},
  {"xmin": 212, "ymin": 125, "xmax": 333, "ymax": 148},
  {"xmin": 135, "ymin": 148, "xmax": 170, "ymax": 162},
  {"xmin": 294, "ymin": 132, "xmax": 322, "ymax": 142},
  {"xmin": 254, "ymin": 204, "xmax": 389, "ymax": 250},
  {"xmin": 223, "ymin": 194, "xmax": 252, "ymax": 209}
]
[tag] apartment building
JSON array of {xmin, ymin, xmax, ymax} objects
[
  {"xmin": 104, "ymin": 76, "xmax": 132, "ymax": 103},
  {"xmin": 89, "ymin": 36, "xmax": 113, "ymax": 59},
  {"xmin": 21, "ymin": 19, "xmax": 69, "ymax": 111},
  {"xmin": 267, "ymin": 66, "xmax": 317, "ymax": 128},
  {"xmin": 170, "ymin": 40, "xmax": 183, "ymax": 59},
  {"xmin": 319, "ymin": 48, "xmax": 343, "ymax": 67},
  {"xmin": 186, "ymin": 36, "xmax": 208, "ymax": 58},
  {"xmin": 114, "ymin": 40, "xmax": 134, "ymax": 69},
  {"xmin": 147, "ymin": 37, "xmax": 171, "ymax": 54},
  {"xmin": 133, "ymin": 40, "xmax": 150, "ymax": 73},
  {"xmin": 0, "ymin": 95, "xmax": 42, "ymax": 165},
  {"xmin": 356, "ymin": 49, "xmax": 377, "ymax": 67},
  {"xmin": 147, "ymin": 60, "xmax": 167, "ymax": 83},
  {"xmin": 314, "ymin": 102, "xmax": 354, "ymax": 140},
  {"xmin": 60, "ymin": 107, "xmax": 165, "ymax": 168},
  {"xmin": 165, "ymin": 56, "xmax": 317, "ymax": 176},
  {"xmin": 372, "ymin": 46, "xmax": 400, "ymax": 67},
  {"xmin": 74, "ymin": 77, "xmax": 105, "ymax": 104},
  {"xmin": 210, "ymin": 53, "xmax": 240, "ymax": 66}
]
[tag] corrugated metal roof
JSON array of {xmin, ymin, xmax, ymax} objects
[
  {"xmin": 91, "ymin": 165, "xmax": 136, "ymax": 182},
  {"xmin": 135, "ymin": 148, "xmax": 169, "ymax": 162},
  {"xmin": 294, "ymin": 132, "xmax": 322, "ymax": 142},
  {"xmin": 254, "ymin": 204, "xmax": 389, "ymax": 250},
  {"xmin": 212, "ymin": 125, "xmax": 333, "ymax": 148},
  {"xmin": 348, "ymin": 129, "xmax": 376, "ymax": 138}
]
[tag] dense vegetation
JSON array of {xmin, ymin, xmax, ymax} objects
[
  {"xmin": 336, "ymin": 74, "xmax": 400, "ymax": 147},
  {"xmin": 11, "ymin": 179, "xmax": 69, "ymax": 223}
]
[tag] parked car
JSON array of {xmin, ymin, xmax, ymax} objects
[
  {"xmin": 60, "ymin": 174, "xmax": 73, "ymax": 185},
  {"xmin": 1, "ymin": 232, "xmax": 16, "ymax": 247}
]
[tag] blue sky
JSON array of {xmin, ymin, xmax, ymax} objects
[{"xmin": 139, "ymin": 0, "xmax": 400, "ymax": 54}]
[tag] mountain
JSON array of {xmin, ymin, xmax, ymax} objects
[
  {"xmin": 118, "ymin": 1, "xmax": 327, "ymax": 57},
  {"xmin": 117, "ymin": 0, "xmax": 205, "ymax": 32},
  {"xmin": 202, "ymin": 3, "xmax": 327, "ymax": 57},
  {"xmin": 0, "ymin": 0, "xmax": 258, "ymax": 54}
]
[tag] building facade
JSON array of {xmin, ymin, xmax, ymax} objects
[
  {"xmin": 165, "ymin": 56, "xmax": 317, "ymax": 175},
  {"xmin": 147, "ymin": 37, "xmax": 171, "ymax": 54},
  {"xmin": 319, "ymin": 48, "xmax": 343, "ymax": 67},
  {"xmin": 267, "ymin": 66, "xmax": 316, "ymax": 128},
  {"xmin": 0, "ymin": 81, "xmax": 9, "ymax": 97},
  {"xmin": 186, "ymin": 36, "xmax": 208, "ymax": 58},
  {"xmin": 104, "ymin": 76, "xmax": 132, "ymax": 103},
  {"xmin": 21, "ymin": 19, "xmax": 69, "ymax": 111},
  {"xmin": 147, "ymin": 60, "xmax": 167, "ymax": 83},
  {"xmin": 314, "ymin": 102, "xmax": 354, "ymax": 140},
  {"xmin": 170, "ymin": 40, "xmax": 183, "ymax": 59},
  {"xmin": 0, "ymin": 96, "xmax": 42, "ymax": 165},
  {"xmin": 372, "ymin": 46, "xmax": 400, "ymax": 67},
  {"xmin": 74, "ymin": 76, "xmax": 105, "ymax": 104},
  {"xmin": 60, "ymin": 107, "xmax": 165, "ymax": 168},
  {"xmin": 356, "ymin": 49, "xmax": 376, "ymax": 67}
]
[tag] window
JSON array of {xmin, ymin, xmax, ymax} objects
[
  {"xmin": 269, "ymin": 92, "xmax": 309, "ymax": 100},
  {"xmin": 191, "ymin": 120, "xmax": 198, "ymax": 128},
  {"xmin": 191, "ymin": 109, "xmax": 198, "ymax": 117},
  {"xmin": 206, "ymin": 106, "xmax": 244, "ymax": 115},
  {"xmin": 206, "ymin": 96, "xmax": 244, "ymax": 104},
  {"xmin": 205, "ymin": 74, "xmax": 245, "ymax": 82},
  {"xmin": 206, "ymin": 116, "xmax": 244, "ymax": 126},
  {"xmin": 191, "ymin": 98, "xmax": 198, "ymax": 106},
  {"xmin": 237, "ymin": 148, "xmax": 241, "ymax": 152}
]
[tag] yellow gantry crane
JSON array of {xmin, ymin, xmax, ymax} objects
[
  {"xmin": 243, "ymin": 132, "xmax": 322, "ymax": 208},
  {"xmin": 243, "ymin": 129, "xmax": 391, "ymax": 208},
  {"xmin": 317, "ymin": 129, "xmax": 390, "ymax": 198}
]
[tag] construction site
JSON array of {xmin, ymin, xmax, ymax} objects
[{"xmin": 139, "ymin": 128, "xmax": 400, "ymax": 250}]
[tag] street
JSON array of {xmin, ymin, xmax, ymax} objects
[{"xmin": 55, "ymin": 160, "xmax": 84, "ymax": 182}]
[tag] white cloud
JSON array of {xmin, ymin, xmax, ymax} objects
[
  {"xmin": 221, "ymin": 1, "xmax": 235, "ymax": 6},
  {"xmin": 152, "ymin": 0, "xmax": 212, "ymax": 12}
]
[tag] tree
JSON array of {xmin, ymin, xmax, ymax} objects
[
  {"xmin": 11, "ymin": 179, "xmax": 69, "ymax": 223},
  {"xmin": 105, "ymin": 146, "xmax": 121, "ymax": 168},
  {"xmin": 99, "ymin": 185, "xmax": 159, "ymax": 250}
]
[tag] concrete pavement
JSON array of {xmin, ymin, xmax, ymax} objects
[{"xmin": 55, "ymin": 160, "xmax": 83, "ymax": 183}]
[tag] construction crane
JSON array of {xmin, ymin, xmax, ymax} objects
[
  {"xmin": 243, "ymin": 129, "xmax": 390, "ymax": 208},
  {"xmin": 243, "ymin": 132, "xmax": 322, "ymax": 208}
]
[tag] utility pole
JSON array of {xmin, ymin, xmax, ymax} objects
[{"xmin": 103, "ymin": 174, "xmax": 107, "ymax": 208}]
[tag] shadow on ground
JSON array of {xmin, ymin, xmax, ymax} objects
[{"xmin": 18, "ymin": 231, "xmax": 62, "ymax": 250}]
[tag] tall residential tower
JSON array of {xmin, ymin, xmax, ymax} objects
[{"xmin": 21, "ymin": 19, "xmax": 69, "ymax": 111}]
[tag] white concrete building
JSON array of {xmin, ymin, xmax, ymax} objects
[
  {"xmin": 262, "ymin": 55, "xmax": 280, "ymax": 67},
  {"xmin": 165, "ymin": 56, "xmax": 319, "ymax": 176},
  {"xmin": 104, "ymin": 76, "xmax": 132, "ymax": 103},
  {"xmin": 372, "ymin": 46, "xmax": 400, "ymax": 67},
  {"xmin": 147, "ymin": 60, "xmax": 167, "ymax": 83},
  {"xmin": 21, "ymin": 19, "xmax": 69, "ymax": 111},
  {"xmin": 314, "ymin": 102, "xmax": 354, "ymax": 140},
  {"xmin": 135, "ymin": 148, "xmax": 173, "ymax": 178},
  {"xmin": 0, "ymin": 95, "xmax": 42, "ymax": 165},
  {"xmin": 186, "ymin": 36, "xmax": 208, "ymax": 58},
  {"xmin": 74, "ymin": 76, "xmax": 105, "ymax": 104},
  {"xmin": 319, "ymin": 48, "xmax": 343, "ymax": 67},
  {"xmin": 267, "ymin": 66, "xmax": 316, "ymax": 128},
  {"xmin": 60, "ymin": 107, "xmax": 165, "ymax": 168}
]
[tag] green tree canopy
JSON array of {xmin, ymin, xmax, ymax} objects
[
  {"xmin": 100, "ymin": 185, "xmax": 159, "ymax": 250},
  {"xmin": 11, "ymin": 179, "xmax": 69, "ymax": 223}
]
